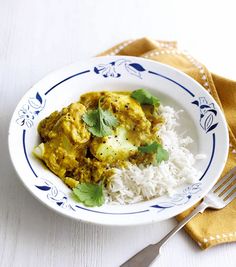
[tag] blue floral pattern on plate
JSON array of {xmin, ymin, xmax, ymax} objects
[
  {"xmin": 16, "ymin": 92, "xmax": 45, "ymax": 128},
  {"xmin": 151, "ymin": 183, "xmax": 201, "ymax": 212},
  {"xmin": 35, "ymin": 178, "xmax": 201, "ymax": 213},
  {"xmin": 35, "ymin": 178, "xmax": 75, "ymax": 211},
  {"xmin": 94, "ymin": 59, "xmax": 146, "ymax": 79},
  {"xmin": 192, "ymin": 97, "xmax": 218, "ymax": 133}
]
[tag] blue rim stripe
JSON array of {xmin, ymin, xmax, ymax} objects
[
  {"xmin": 23, "ymin": 130, "xmax": 38, "ymax": 177},
  {"xmin": 148, "ymin": 70, "xmax": 195, "ymax": 97},
  {"xmin": 199, "ymin": 133, "xmax": 216, "ymax": 181},
  {"xmin": 75, "ymin": 205, "xmax": 149, "ymax": 215},
  {"xmin": 44, "ymin": 70, "xmax": 90, "ymax": 95}
]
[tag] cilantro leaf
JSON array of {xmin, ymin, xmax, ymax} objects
[
  {"xmin": 138, "ymin": 142, "xmax": 159, "ymax": 153},
  {"xmin": 82, "ymin": 110, "xmax": 98, "ymax": 126},
  {"xmin": 156, "ymin": 144, "xmax": 169, "ymax": 163},
  {"xmin": 138, "ymin": 141, "xmax": 169, "ymax": 163},
  {"xmin": 72, "ymin": 183, "xmax": 105, "ymax": 207},
  {"xmin": 131, "ymin": 89, "xmax": 160, "ymax": 107},
  {"xmin": 82, "ymin": 107, "xmax": 118, "ymax": 137},
  {"xmin": 102, "ymin": 109, "xmax": 118, "ymax": 127}
]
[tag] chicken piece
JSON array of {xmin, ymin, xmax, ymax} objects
[
  {"xmin": 37, "ymin": 111, "xmax": 61, "ymax": 142},
  {"xmin": 38, "ymin": 102, "xmax": 90, "ymax": 144},
  {"xmin": 34, "ymin": 102, "xmax": 90, "ymax": 178},
  {"xmin": 80, "ymin": 91, "xmax": 102, "ymax": 109}
]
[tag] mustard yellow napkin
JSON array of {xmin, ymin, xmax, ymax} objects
[{"xmin": 99, "ymin": 37, "xmax": 236, "ymax": 249}]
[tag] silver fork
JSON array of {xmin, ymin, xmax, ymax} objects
[{"xmin": 120, "ymin": 166, "xmax": 236, "ymax": 267}]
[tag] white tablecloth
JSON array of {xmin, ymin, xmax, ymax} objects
[{"xmin": 1, "ymin": 1, "xmax": 236, "ymax": 266}]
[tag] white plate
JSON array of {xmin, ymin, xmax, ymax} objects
[{"xmin": 8, "ymin": 56, "xmax": 229, "ymax": 226}]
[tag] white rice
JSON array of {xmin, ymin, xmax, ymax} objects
[{"xmin": 105, "ymin": 105, "xmax": 204, "ymax": 205}]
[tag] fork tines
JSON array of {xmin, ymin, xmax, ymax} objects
[{"xmin": 212, "ymin": 166, "xmax": 236, "ymax": 202}]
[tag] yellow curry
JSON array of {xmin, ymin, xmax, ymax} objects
[{"xmin": 34, "ymin": 90, "xmax": 164, "ymax": 189}]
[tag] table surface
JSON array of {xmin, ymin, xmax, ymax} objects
[{"xmin": 1, "ymin": 1, "xmax": 236, "ymax": 267}]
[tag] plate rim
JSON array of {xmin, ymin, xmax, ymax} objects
[{"xmin": 8, "ymin": 55, "xmax": 229, "ymax": 226}]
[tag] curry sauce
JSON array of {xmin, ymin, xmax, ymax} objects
[{"xmin": 34, "ymin": 91, "xmax": 164, "ymax": 188}]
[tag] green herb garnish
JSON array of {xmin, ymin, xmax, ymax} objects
[
  {"xmin": 138, "ymin": 141, "xmax": 169, "ymax": 163},
  {"xmin": 72, "ymin": 182, "xmax": 105, "ymax": 207},
  {"xmin": 83, "ymin": 99, "xmax": 118, "ymax": 137},
  {"xmin": 131, "ymin": 89, "xmax": 160, "ymax": 107}
]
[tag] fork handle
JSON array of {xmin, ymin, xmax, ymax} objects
[
  {"xmin": 149, "ymin": 201, "xmax": 208, "ymax": 265},
  {"xmin": 120, "ymin": 202, "xmax": 208, "ymax": 267}
]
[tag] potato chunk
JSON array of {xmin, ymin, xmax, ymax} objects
[{"xmin": 90, "ymin": 127, "xmax": 137, "ymax": 163}]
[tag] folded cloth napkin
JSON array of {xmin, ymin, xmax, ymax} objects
[{"xmin": 98, "ymin": 37, "xmax": 236, "ymax": 249}]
